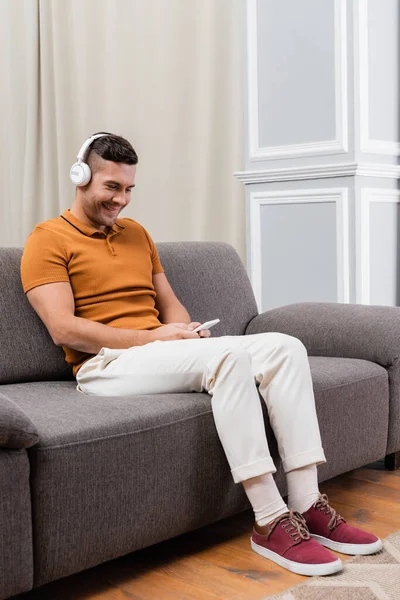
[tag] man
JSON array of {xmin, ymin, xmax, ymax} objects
[{"xmin": 21, "ymin": 132, "xmax": 382, "ymax": 577}]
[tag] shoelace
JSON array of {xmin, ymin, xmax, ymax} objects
[
  {"xmin": 314, "ymin": 493, "xmax": 344, "ymax": 531},
  {"xmin": 277, "ymin": 509, "xmax": 310, "ymax": 542}
]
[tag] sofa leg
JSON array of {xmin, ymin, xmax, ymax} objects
[{"xmin": 385, "ymin": 451, "xmax": 400, "ymax": 470}]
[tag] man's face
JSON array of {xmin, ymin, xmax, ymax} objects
[{"xmin": 78, "ymin": 157, "xmax": 136, "ymax": 232}]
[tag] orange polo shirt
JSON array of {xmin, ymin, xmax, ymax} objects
[{"xmin": 21, "ymin": 209, "xmax": 164, "ymax": 376}]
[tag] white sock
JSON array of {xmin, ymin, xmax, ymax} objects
[
  {"xmin": 242, "ymin": 472, "xmax": 288, "ymax": 527},
  {"xmin": 286, "ymin": 463, "xmax": 320, "ymax": 514}
]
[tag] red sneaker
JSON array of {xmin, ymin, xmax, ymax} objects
[
  {"xmin": 303, "ymin": 494, "xmax": 383, "ymax": 555},
  {"xmin": 250, "ymin": 509, "xmax": 342, "ymax": 576}
]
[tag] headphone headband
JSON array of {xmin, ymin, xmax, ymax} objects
[{"xmin": 76, "ymin": 133, "xmax": 108, "ymax": 162}]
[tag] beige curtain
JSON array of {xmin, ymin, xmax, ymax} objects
[{"xmin": 0, "ymin": 0, "xmax": 245, "ymax": 258}]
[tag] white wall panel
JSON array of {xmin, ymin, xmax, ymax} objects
[
  {"xmin": 242, "ymin": 0, "xmax": 400, "ymax": 309},
  {"xmin": 358, "ymin": 189, "xmax": 400, "ymax": 305},
  {"xmin": 247, "ymin": 0, "xmax": 348, "ymax": 161},
  {"xmin": 257, "ymin": 0, "xmax": 335, "ymax": 147},
  {"xmin": 358, "ymin": 0, "xmax": 400, "ymax": 155},
  {"xmin": 249, "ymin": 188, "xmax": 349, "ymax": 310}
]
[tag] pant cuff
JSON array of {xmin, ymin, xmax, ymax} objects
[
  {"xmin": 231, "ymin": 456, "xmax": 276, "ymax": 484},
  {"xmin": 282, "ymin": 448, "xmax": 326, "ymax": 474}
]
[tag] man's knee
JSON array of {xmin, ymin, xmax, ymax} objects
[
  {"xmin": 208, "ymin": 345, "xmax": 252, "ymax": 376},
  {"xmin": 220, "ymin": 345, "xmax": 252, "ymax": 366},
  {"xmin": 274, "ymin": 333, "xmax": 308, "ymax": 358}
]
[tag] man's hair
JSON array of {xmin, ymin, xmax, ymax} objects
[{"xmin": 87, "ymin": 132, "xmax": 138, "ymax": 172}]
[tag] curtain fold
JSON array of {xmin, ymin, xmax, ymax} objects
[{"xmin": 0, "ymin": 0, "xmax": 245, "ymax": 258}]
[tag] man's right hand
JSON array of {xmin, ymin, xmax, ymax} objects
[{"xmin": 149, "ymin": 323, "xmax": 200, "ymax": 342}]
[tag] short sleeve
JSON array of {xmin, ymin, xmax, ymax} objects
[
  {"xmin": 20, "ymin": 227, "xmax": 70, "ymax": 294},
  {"xmin": 142, "ymin": 227, "xmax": 164, "ymax": 275}
]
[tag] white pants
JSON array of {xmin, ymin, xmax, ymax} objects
[{"xmin": 76, "ymin": 333, "xmax": 326, "ymax": 483}]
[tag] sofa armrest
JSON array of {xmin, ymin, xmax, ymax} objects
[
  {"xmin": 0, "ymin": 392, "xmax": 39, "ymax": 449},
  {"xmin": 246, "ymin": 302, "xmax": 400, "ymax": 455},
  {"xmin": 246, "ymin": 302, "xmax": 400, "ymax": 367}
]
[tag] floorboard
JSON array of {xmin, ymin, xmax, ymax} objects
[{"xmin": 14, "ymin": 461, "xmax": 400, "ymax": 600}]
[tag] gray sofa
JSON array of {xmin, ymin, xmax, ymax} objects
[{"xmin": 1, "ymin": 242, "xmax": 399, "ymax": 599}]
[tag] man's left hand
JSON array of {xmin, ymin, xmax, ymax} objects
[
  {"xmin": 188, "ymin": 322, "xmax": 211, "ymax": 337},
  {"xmin": 168, "ymin": 322, "xmax": 211, "ymax": 338}
]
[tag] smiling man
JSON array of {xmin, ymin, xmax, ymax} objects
[
  {"xmin": 21, "ymin": 133, "xmax": 207, "ymax": 378},
  {"xmin": 20, "ymin": 132, "xmax": 382, "ymax": 578}
]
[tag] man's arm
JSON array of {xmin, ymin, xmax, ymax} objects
[
  {"xmin": 153, "ymin": 272, "xmax": 211, "ymax": 338},
  {"xmin": 27, "ymin": 281, "xmax": 198, "ymax": 354},
  {"xmin": 153, "ymin": 272, "xmax": 191, "ymax": 323}
]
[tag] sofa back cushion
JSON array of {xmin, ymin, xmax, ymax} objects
[
  {"xmin": 157, "ymin": 242, "xmax": 258, "ymax": 337},
  {"xmin": 0, "ymin": 243, "xmax": 258, "ymax": 384},
  {"xmin": 0, "ymin": 248, "xmax": 73, "ymax": 384}
]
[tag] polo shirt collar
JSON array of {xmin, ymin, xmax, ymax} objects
[{"xmin": 61, "ymin": 209, "xmax": 125, "ymax": 237}]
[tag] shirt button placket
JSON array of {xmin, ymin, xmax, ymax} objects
[{"xmin": 106, "ymin": 234, "xmax": 116, "ymax": 256}]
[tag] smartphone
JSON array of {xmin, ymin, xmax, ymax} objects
[{"xmin": 192, "ymin": 319, "xmax": 220, "ymax": 333}]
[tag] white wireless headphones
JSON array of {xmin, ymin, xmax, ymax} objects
[{"xmin": 70, "ymin": 133, "xmax": 107, "ymax": 186}]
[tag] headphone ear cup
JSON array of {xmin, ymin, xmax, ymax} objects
[{"xmin": 70, "ymin": 161, "xmax": 92, "ymax": 186}]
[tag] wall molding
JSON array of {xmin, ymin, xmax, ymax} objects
[
  {"xmin": 235, "ymin": 161, "xmax": 400, "ymax": 184},
  {"xmin": 249, "ymin": 188, "xmax": 350, "ymax": 311},
  {"xmin": 358, "ymin": 0, "xmax": 400, "ymax": 156},
  {"xmin": 358, "ymin": 188, "xmax": 400, "ymax": 304},
  {"xmin": 356, "ymin": 163, "xmax": 400, "ymax": 178},
  {"xmin": 247, "ymin": 0, "xmax": 348, "ymax": 162}
]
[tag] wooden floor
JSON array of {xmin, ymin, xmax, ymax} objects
[{"xmin": 15, "ymin": 461, "xmax": 400, "ymax": 600}]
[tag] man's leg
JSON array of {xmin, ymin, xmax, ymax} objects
[
  {"xmin": 237, "ymin": 332, "xmax": 383, "ymax": 556},
  {"xmin": 76, "ymin": 336, "xmax": 277, "ymax": 481},
  {"xmin": 76, "ymin": 334, "xmax": 322, "ymax": 517},
  {"xmin": 237, "ymin": 332, "xmax": 325, "ymax": 512},
  {"xmin": 76, "ymin": 335, "xmax": 342, "ymax": 576}
]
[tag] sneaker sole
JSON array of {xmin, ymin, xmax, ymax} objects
[
  {"xmin": 250, "ymin": 538, "xmax": 342, "ymax": 577},
  {"xmin": 311, "ymin": 534, "xmax": 383, "ymax": 555}
]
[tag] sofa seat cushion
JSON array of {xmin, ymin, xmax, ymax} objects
[
  {"xmin": 308, "ymin": 356, "xmax": 389, "ymax": 482},
  {"xmin": 1, "ymin": 381, "xmax": 217, "ymax": 447},
  {"xmin": 1, "ymin": 358, "xmax": 387, "ymax": 447},
  {"xmin": 309, "ymin": 355, "xmax": 387, "ymax": 390},
  {"xmin": 0, "ymin": 355, "xmax": 389, "ymax": 587},
  {"xmin": 1, "ymin": 381, "xmax": 249, "ymax": 586}
]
